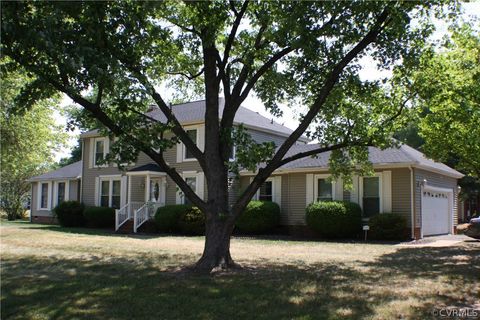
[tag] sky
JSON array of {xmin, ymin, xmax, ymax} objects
[{"xmin": 54, "ymin": 2, "xmax": 480, "ymax": 161}]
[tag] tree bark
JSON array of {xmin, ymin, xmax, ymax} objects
[{"xmin": 194, "ymin": 217, "xmax": 237, "ymax": 272}]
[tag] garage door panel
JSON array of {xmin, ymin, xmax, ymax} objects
[{"xmin": 422, "ymin": 190, "xmax": 450, "ymax": 236}]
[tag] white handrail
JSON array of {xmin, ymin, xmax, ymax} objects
[
  {"xmin": 133, "ymin": 202, "xmax": 164, "ymax": 233},
  {"xmin": 115, "ymin": 203, "xmax": 129, "ymax": 231}
]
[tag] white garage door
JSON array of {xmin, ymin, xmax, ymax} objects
[{"xmin": 422, "ymin": 190, "xmax": 451, "ymax": 236}]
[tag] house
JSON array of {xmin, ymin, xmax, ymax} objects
[{"xmin": 28, "ymin": 99, "xmax": 464, "ymax": 239}]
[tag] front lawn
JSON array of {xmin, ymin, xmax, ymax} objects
[{"xmin": 1, "ymin": 221, "xmax": 478, "ymax": 320}]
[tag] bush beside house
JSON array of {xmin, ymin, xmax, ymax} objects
[
  {"xmin": 178, "ymin": 206, "xmax": 205, "ymax": 235},
  {"xmin": 154, "ymin": 204, "xmax": 191, "ymax": 233},
  {"xmin": 52, "ymin": 201, "xmax": 85, "ymax": 227},
  {"xmin": 236, "ymin": 200, "xmax": 281, "ymax": 234},
  {"xmin": 368, "ymin": 213, "xmax": 408, "ymax": 240},
  {"xmin": 83, "ymin": 206, "xmax": 115, "ymax": 228},
  {"xmin": 306, "ymin": 201, "xmax": 362, "ymax": 238}
]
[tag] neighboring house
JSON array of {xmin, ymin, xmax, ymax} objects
[{"xmin": 28, "ymin": 99, "xmax": 464, "ymax": 239}]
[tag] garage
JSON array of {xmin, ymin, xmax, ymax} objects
[{"xmin": 421, "ymin": 186, "xmax": 453, "ymax": 236}]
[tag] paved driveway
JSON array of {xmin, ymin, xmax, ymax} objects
[{"xmin": 398, "ymin": 234, "xmax": 475, "ymax": 247}]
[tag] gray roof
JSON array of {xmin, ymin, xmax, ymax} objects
[
  {"xmin": 278, "ymin": 143, "xmax": 463, "ymax": 178},
  {"xmin": 81, "ymin": 99, "xmax": 304, "ymax": 139},
  {"xmin": 27, "ymin": 161, "xmax": 82, "ymax": 182},
  {"xmin": 128, "ymin": 163, "xmax": 164, "ymax": 172}
]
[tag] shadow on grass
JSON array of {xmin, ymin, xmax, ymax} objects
[{"xmin": 2, "ymin": 241, "xmax": 479, "ymax": 320}]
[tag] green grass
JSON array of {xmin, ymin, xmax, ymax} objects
[{"xmin": 1, "ymin": 221, "xmax": 479, "ymax": 320}]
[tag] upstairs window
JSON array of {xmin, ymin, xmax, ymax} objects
[
  {"xmin": 93, "ymin": 137, "xmax": 108, "ymax": 167},
  {"xmin": 184, "ymin": 129, "xmax": 197, "ymax": 160}
]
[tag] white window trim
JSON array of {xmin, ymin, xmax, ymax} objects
[
  {"xmin": 37, "ymin": 181, "xmax": 52, "ymax": 210},
  {"xmin": 182, "ymin": 126, "xmax": 201, "ymax": 162},
  {"xmin": 97, "ymin": 175, "xmax": 122, "ymax": 208},
  {"xmin": 93, "ymin": 137, "xmax": 109, "ymax": 168},
  {"xmin": 314, "ymin": 174, "xmax": 336, "ymax": 202},
  {"xmin": 229, "ymin": 145, "xmax": 236, "ymax": 162},
  {"xmin": 53, "ymin": 180, "xmax": 70, "ymax": 207},
  {"xmin": 359, "ymin": 173, "xmax": 384, "ymax": 214}
]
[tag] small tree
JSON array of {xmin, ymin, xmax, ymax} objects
[
  {"xmin": 0, "ymin": 62, "xmax": 67, "ymax": 220},
  {"xmin": 1, "ymin": 1, "xmax": 458, "ymax": 271}
]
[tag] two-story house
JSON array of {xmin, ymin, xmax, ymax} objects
[{"xmin": 28, "ymin": 99, "xmax": 463, "ymax": 239}]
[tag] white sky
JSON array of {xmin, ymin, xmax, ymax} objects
[{"xmin": 54, "ymin": 2, "xmax": 479, "ymax": 161}]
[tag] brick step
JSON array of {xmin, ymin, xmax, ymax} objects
[{"xmin": 116, "ymin": 219, "xmax": 134, "ymax": 234}]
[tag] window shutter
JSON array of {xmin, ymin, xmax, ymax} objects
[
  {"xmin": 197, "ymin": 126, "xmax": 205, "ymax": 152},
  {"xmin": 94, "ymin": 177, "xmax": 100, "ymax": 206},
  {"xmin": 89, "ymin": 138, "xmax": 94, "ymax": 168},
  {"xmin": 382, "ymin": 171, "xmax": 392, "ymax": 213},
  {"xmin": 274, "ymin": 176, "xmax": 282, "ymax": 208},
  {"xmin": 306, "ymin": 174, "xmax": 314, "ymax": 206},
  {"xmin": 197, "ymin": 172, "xmax": 205, "ymax": 200},
  {"xmin": 120, "ymin": 176, "xmax": 127, "ymax": 208},
  {"xmin": 350, "ymin": 175, "xmax": 359, "ymax": 204},
  {"xmin": 176, "ymin": 143, "xmax": 182, "ymax": 163},
  {"xmin": 334, "ymin": 177, "xmax": 343, "ymax": 201}
]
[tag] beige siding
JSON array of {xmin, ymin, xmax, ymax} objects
[
  {"xmin": 391, "ymin": 168, "xmax": 412, "ymax": 227},
  {"xmin": 414, "ymin": 168, "xmax": 459, "ymax": 227},
  {"xmin": 30, "ymin": 179, "xmax": 80, "ymax": 217},
  {"xmin": 69, "ymin": 180, "xmax": 80, "ymax": 202}
]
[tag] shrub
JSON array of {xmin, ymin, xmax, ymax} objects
[
  {"xmin": 305, "ymin": 201, "xmax": 362, "ymax": 238},
  {"xmin": 154, "ymin": 205, "xmax": 191, "ymax": 233},
  {"xmin": 83, "ymin": 206, "xmax": 115, "ymax": 228},
  {"xmin": 236, "ymin": 201, "xmax": 281, "ymax": 234},
  {"xmin": 368, "ymin": 213, "xmax": 408, "ymax": 240},
  {"xmin": 178, "ymin": 206, "xmax": 205, "ymax": 235},
  {"xmin": 52, "ymin": 201, "xmax": 85, "ymax": 227}
]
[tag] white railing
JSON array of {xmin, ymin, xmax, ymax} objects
[
  {"xmin": 133, "ymin": 202, "xmax": 164, "ymax": 233},
  {"xmin": 115, "ymin": 202, "xmax": 144, "ymax": 231}
]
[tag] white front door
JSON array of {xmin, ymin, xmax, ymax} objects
[
  {"xmin": 421, "ymin": 189, "xmax": 451, "ymax": 236},
  {"xmin": 149, "ymin": 178, "xmax": 166, "ymax": 206}
]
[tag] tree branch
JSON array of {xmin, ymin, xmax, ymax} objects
[{"xmin": 166, "ymin": 67, "xmax": 204, "ymax": 80}]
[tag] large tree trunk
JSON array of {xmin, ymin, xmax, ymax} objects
[{"xmin": 194, "ymin": 217, "xmax": 238, "ymax": 272}]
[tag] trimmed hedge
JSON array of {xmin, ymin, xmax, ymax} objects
[
  {"xmin": 83, "ymin": 206, "xmax": 115, "ymax": 228},
  {"xmin": 236, "ymin": 201, "xmax": 281, "ymax": 234},
  {"xmin": 306, "ymin": 201, "xmax": 362, "ymax": 238},
  {"xmin": 52, "ymin": 201, "xmax": 85, "ymax": 227},
  {"xmin": 368, "ymin": 213, "xmax": 408, "ymax": 240},
  {"xmin": 178, "ymin": 206, "xmax": 205, "ymax": 235},
  {"xmin": 154, "ymin": 205, "xmax": 191, "ymax": 233}
]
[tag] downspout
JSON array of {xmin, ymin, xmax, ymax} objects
[
  {"xmin": 80, "ymin": 139, "xmax": 85, "ymax": 202},
  {"xmin": 409, "ymin": 166, "xmax": 415, "ymax": 239}
]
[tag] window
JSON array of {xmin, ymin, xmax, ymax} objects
[
  {"xmin": 184, "ymin": 129, "xmax": 197, "ymax": 160},
  {"xmin": 183, "ymin": 176, "xmax": 197, "ymax": 205},
  {"xmin": 259, "ymin": 180, "xmax": 273, "ymax": 202},
  {"xmin": 363, "ymin": 177, "xmax": 380, "ymax": 217},
  {"xmin": 99, "ymin": 178, "xmax": 122, "ymax": 209},
  {"xmin": 93, "ymin": 137, "xmax": 108, "ymax": 167},
  {"xmin": 40, "ymin": 183, "xmax": 49, "ymax": 209},
  {"xmin": 229, "ymin": 145, "xmax": 236, "ymax": 161},
  {"xmin": 317, "ymin": 178, "xmax": 333, "ymax": 201},
  {"xmin": 57, "ymin": 182, "xmax": 66, "ymax": 204}
]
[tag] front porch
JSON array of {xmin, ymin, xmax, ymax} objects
[{"xmin": 115, "ymin": 164, "xmax": 167, "ymax": 233}]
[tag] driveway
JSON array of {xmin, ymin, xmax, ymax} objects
[{"xmin": 398, "ymin": 234, "xmax": 474, "ymax": 247}]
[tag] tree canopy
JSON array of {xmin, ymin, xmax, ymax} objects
[{"xmin": 1, "ymin": 0, "xmax": 458, "ymax": 270}]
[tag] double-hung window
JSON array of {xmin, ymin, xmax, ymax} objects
[
  {"xmin": 93, "ymin": 137, "xmax": 108, "ymax": 167},
  {"xmin": 57, "ymin": 182, "xmax": 66, "ymax": 204},
  {"xmin": 362, "ymin": 177, "xmax": 380, "ymax": 217},
  {"xmin": 39, "ymin": 182, "xmax": 50, "ymax": 209},
  {"xmin": 258, "ymin": 180, "xmax": 273, "ymax": 202},
  {"xmin": 317, "ymin": 178, "xmax": 333, "ymax": 201},
  {"xmin": 183, "ymin": 176, "xmax": 197, "ymax": 205},
  {"xmin": 184, "ymin": 129, "xmax": 197, "ymax": 160},
  {"xmin": 99, "ymin": 178, "xmax": 121, "ymax": 209}
]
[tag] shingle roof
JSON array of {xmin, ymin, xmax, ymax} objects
[
  {"xmin": 81, "ymin": 99, "xmax": 303, "ymax": 139},
  {"xmin": 127, "ymin": 163, "xmax": 164, "ymax": 172},
  {"xmin": 27, "ymin": 161, "xmax": 82, "ymax": 181},
  {"xmin": 277, "ymin": 144, "xmax": 463, "ymax": 178}
]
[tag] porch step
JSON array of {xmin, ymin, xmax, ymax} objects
[{"xmin": 116, "ymin": 219, "xmax": 134, "ymax": 234}]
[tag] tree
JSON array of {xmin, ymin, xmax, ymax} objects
[
  {"xmin": 406, "ymin": 24, "xmax": 480, "ymax": 178},
  {"xmin": 0, "ymin": 62, "xmax": 67, "ymax": 220},
  {"xmin": 1, "ymin": 1, "xmax": 457, "ymax": 271}
]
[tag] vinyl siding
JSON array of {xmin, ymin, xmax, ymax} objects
[
  {"xmin": 414, "ymin": 168, "xmax": 459, "ymax": 228},
  {"xmin": 31, "ymin": 179, "xmax": 80, "ymax": 217},
  {"xmin": 391, "ymin": 168, "xmax": 412, "ymax": 226}
]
